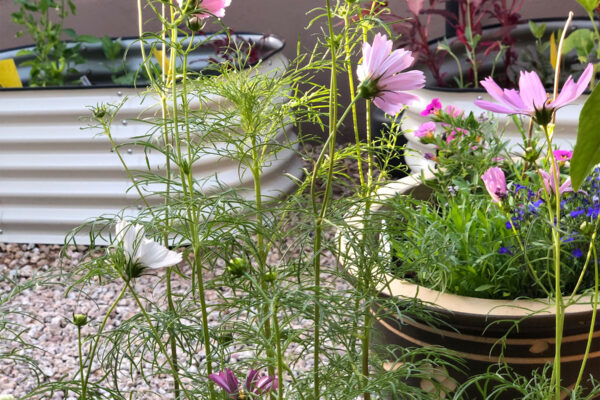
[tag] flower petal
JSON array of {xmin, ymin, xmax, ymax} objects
[
  {"xmin": 518, "ymin": 70, "xmax": 547, "ymax": 111},
  {"xmin": 474, "ymin": 99, "xmax": 517, "ymax": 114},
  {"xmin": 138, "ymin": 238, "xmax": 182, "ymax": 269}
]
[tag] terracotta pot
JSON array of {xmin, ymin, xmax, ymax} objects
[{"xmin": 339, "ymin": 172, "xmax": 600, "ymax": 399}]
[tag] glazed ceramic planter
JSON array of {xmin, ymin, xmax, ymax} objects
[
  {"xmin": 0, "ymin": 34, "xmax": 303, "ymax": 244},
  {"xmin": 401, "ymin": 20, "xmax": 593, "ymax": 173},
  {"xmin": 339, "ymin": 172, "xmax": 600, "ymax": 399}
]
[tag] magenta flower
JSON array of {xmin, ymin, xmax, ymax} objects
[
  {"xmin": 421, "ymin": 98, "xmax": 442, "ymax": 116},
  {"xmin": 475, "ymin": 64, "xmax": 593, "ymax": 124},
  {"xmin": 209, "ymin": 369, "xmax": 239, "ymax": 398},
  {"xmin": 357, "ymin": 33, "xmax": 426, "ymax": 115},
  {"xmin": 179, "ymin": 0, "xmax": 232, "ymax": 19},
  {"xmin": 553, "ymin": 149, "xmax": 573, "ymax": 162},
  {"xmin": 245, "ymin": 370, "xmax": 278, "ymax": 395},
  {"xmin": 414, "ymin": 121, "xmax": 436, "ymax": 138},
  {"xmin": 209, "ymin": 369, "xmax": 277, "ymax": 399},
  {"xmin": 481, "ymin": 167, "xmax": 507, "ymax": 203}
]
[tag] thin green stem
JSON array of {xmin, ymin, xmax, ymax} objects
[
  {"xmin": 125, "ymin": 280, "xmax": 194, "ymax": 400},
  {"xmin": 542, "ymin": 124, "xmax": 563, "ymax": 400},
  {"xmin": 82, "ymin": 285, "xmax": 127, "ymax": 399},
  {"xmin": 343, "ymin": 8, "xmax": 365, "ymax": 189},
  {"xmin": 101, "ymin": 119, "xmax": 154, "ymax": 217},
  {"xmin": 272, "ymin": 300, "xmax": 284, "ymax": 400},
  {"xmin": 572, "ymin": 248, "xmax": 599, "ymax": 394},
  {"xmin": 310, "ymin": 1, "xmax": 339, "ymax": 397},
  {"xmin": 77, "ymin": 326, "xmax": 85, "ymax": 399}
]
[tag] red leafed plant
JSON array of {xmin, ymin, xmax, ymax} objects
[{"xmin": 383, "ymin": 0, "xmax": 524, "ymax": 87}]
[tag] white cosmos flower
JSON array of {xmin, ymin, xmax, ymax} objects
[{"xmin": 115, "ymin": 219, "xmax": 182, "ymax": 269}]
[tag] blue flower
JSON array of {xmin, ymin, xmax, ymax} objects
[
  {"xmin": 498, "ymin": 246, "xmax": 513, "ymax": 255},
  {"xmin": 587, "ymin": 206, "xmax": 600, "ymax": 219},
  {"xmin": 528, "ymin": 199, "xmax": 543, "ymax": 213},
  {"xmin": 570, "ymin": 208, "xmax": 585, "ymax": 218},
  {"xmin": 572, "ymin": 248, "xmax": 584, "ymax": 258}
]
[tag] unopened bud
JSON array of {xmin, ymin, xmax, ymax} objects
[
  {"xmin": 0, "ymin": 395, "xmax": 15, "ymax": 400},
  {"xmin": 226, "ymin": 257, "xmax": 248, "ymax": 278},
  {"xmin": 264, "ymin": 271, "xmax": 277, "ymax": 283},
  {"xmin": 73, "ymin": 314, "xmax": 88, "ymax": 327},
  {"xmin": 216, "ymin": 332, "xmax": 234, "ymax": 346},
  {"xmin": 580, "ymin": 221, "xmax": 593, "ymax": 235},
  {"xmin": 186, "ymin": 16, "xmax": 205, "ymax": 32},
  {"xmin": 93, "ymin": 105, "xmax": 107, "ymax": 119}
]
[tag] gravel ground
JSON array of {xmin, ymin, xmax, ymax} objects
[{"xmin": 0, "ymin": 145, "xmax": 373, "ymax": 398}]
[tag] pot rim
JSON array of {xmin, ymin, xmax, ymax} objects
[
  {"xmin": 0, "ymin": 32, "xmax": 286, "ymax": 92},
  {"xmin": 340, "ymin": 171, "xmax": 600, "ymax": 319}
]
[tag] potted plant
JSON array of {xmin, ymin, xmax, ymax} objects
[
  {"xmin": 370, "ymin": 0, "xmax": 600, "ymax": 174},
  {"xmin": 339, "ymin": 52, "xmax": 600, "ymax": 397},
  {"xmin": 0, "ymin": 0, "xmax": 303, "ymax": 244}
]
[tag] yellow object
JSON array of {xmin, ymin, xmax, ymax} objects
[
  {"xmin": 152, "ymin": 48, "xmax": 172, "ymax": 75},
  {"xmin": 550, "ymin": 32, "xmax": 558, "ymax": 71},
  {"xmin": 0, "ymin": 59, "xmax": 23, "ymax": 88}
]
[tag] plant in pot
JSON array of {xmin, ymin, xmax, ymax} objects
[
  {"xmin": 339, "ymin": 32, "xmax": 600, "ymax": 396},
  {"xmin": 0, "ymin": 0, "xmax": 303, "ymax": 244},
  {"xmin": 370, "ymin": 0, "xmax": 600, "ymax": 175}
]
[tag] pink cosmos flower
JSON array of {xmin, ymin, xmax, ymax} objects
[
  {"xmin": 481, "ymin": 167, "xmax": 507, "ymax": 203},
  {"xmin": 209, "ymin": 369, "xmax": 277, "ymax": 399},
  {"xmin": 421, "ymin": 98, "xmax": 442, "ymax": 116},
  {"xmin": 553, "ymin": 149, "xmax": 573, "ymax": 162},
  {"xmin": 475, "ymin": 64, "xmax": 593, "ymax": 124},
  {"xmin": 445, "ymin": 105, "xmax": 463, "ymax": 118},
  {"xmin": 357, "ymin": 33, "xmax": 426, "ymax": 115},
  {"xmin": 209, "ymin": 369, "xmax": 239, "ymax": 398},
  {"xmin": 245, "ymin": 370, "xmax": 278, "ymax": 395},
  {"xmin": 179, "ymin": 0, "xmax": 232, "ymax": 19},
  {"xmin": 538, "ymin": 167, "xmax": 572, "ymax": 196},
  {"xmin": 414, "ymin": 121, "xmax": 436, "ymax": 138}
]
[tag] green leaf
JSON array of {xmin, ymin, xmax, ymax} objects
[
  {"xmin": 562, "ymin": 29, "xmax": 595, "ymax": 59},
  {"xmin": 474, "ymin": 284, "xmax": 493, "ymax": 292},
  {"xmin": 570, "ymin": 82, "xmax": 600, "ymax": 190},
  {"xmin": 76, "ymin": 34, "xmax": 100, "ymax": 43},
  {"xmin": 528, "ymin": 20, "xmax": 546, "ymax": 40},
  {"xmin": 63, "ymin": 28, "xmax": 76, "ymax": 39},
  {"xmin": 15, "ymin": 49, "xmax": 34, "ymax": 57},
  {"xmin": 576, "ymin": 0, "xmax": 600, "ymax": 12}
]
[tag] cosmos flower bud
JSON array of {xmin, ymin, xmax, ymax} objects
[
  {"xmin": 73, "ymin": 314, "xmax": 88, "ymax": 327},
  {"xmin": 226, "ymin": 257, "xmax": 248, "ymax": 278},
  {"xmin": 186, "ymin": 16, "xmax": 205, "ymax": 32}
]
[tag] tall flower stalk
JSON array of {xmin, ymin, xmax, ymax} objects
[{"xmin": 476, "ymin": 13, "xmax": 596, "ymax": 397}]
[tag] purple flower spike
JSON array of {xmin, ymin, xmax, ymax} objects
[
  {"xmin": 209, "ymin": 369, "xmax": 239, "ymax": 398},
  {"xmin": 474, "ymin": 64, "xmax": 593, "ymax": 124},
  {"xmin": 481, "ymin": 167, "xmax": 507, "ymax": 203}
]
